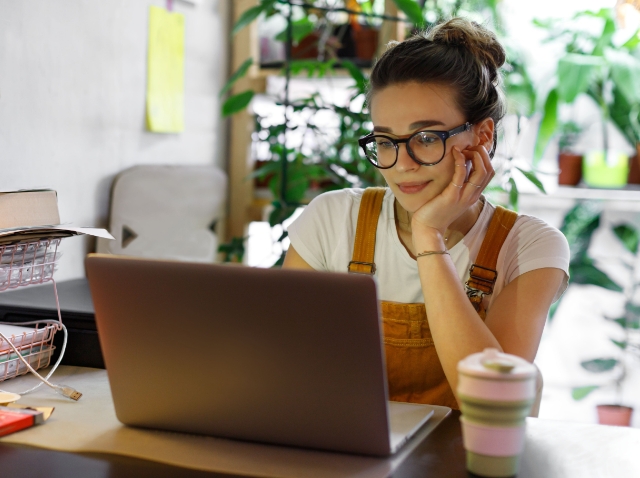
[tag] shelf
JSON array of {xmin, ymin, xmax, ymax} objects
[
  {"xmin": 523, "ymin": 185, "xmax": 640, "ymax": 201},
  {"xmin": 253, "ymin": 61, "xmax": 373, "ymax": 80},
  {"xmin": 518, "ymin": 185, "xmax": 640, "ymax": 213}
]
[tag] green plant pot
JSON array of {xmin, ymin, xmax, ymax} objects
[{"xmin": 583, "ymin": 151, "xmax": 629, "ymax": 188}]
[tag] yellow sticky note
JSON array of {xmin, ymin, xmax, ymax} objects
[{"xmin": 146, "ymin": 6, "xmax": 185, "ymax": 133}]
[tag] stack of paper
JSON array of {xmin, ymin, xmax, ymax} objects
[{"xmin": 0, "ymin": 189, "xmax": 113, "ymax": 245}]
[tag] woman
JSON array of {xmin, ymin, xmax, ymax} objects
[{"xmin": 283, "ymin": 18, "xmax": 570, "ymax": 410}]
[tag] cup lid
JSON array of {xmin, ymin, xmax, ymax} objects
[{"xmin": 457, "ymin": 348, "xmax": 536, "ymax": 380}]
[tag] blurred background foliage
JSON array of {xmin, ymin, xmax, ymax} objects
[{"xmin": 219, "ymin": 0, "xmax": 640, "ymax": 265}]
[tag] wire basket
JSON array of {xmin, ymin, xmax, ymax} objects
[
  {"xmin": 0, "ymin": 238, "xmax": 62, "ymax": 382},
  {"xmin": 0, "ymin": 238, "xmax": 61, "ymax": 291}
]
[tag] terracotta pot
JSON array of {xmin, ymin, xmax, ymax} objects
[
  {"xmin": 558, "ymin": 153, "xmax": 583, "ymax": 186},
  {"xmin": 291, "ymin": 33, "xmax": 320, "ymax": 60},
  {"xmin": 353, "ymin": 27, "xmax": 379, "ymax": 61},
  {"xmin": 253, "ymin": 160, "xmax": 274, "ymax": 189},
  {"xmin": 627, "ymin": 143, "xmax": 640, "ymax": 184},
  {"xmin": 596, "ymin": 405, "xmax": 633, "ymax": 426}
]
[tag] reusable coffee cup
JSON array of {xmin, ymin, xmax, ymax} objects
[{"xmin": 457, "ymin": 348, "xmax": 537, "ymax": 478}]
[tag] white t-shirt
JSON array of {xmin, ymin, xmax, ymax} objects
[{"xmin": 288, "ymin": 188, "xmax": 570, "ymax": 312}]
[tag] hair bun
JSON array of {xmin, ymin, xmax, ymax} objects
[{"xmin": 428, "ymin": 18, "xmax": 506, "ymax": 82}]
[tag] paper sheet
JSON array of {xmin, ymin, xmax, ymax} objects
[
  {"xmin": 146, "ymin": 6, "xmax": 185, "ymax": 133},
  {"xmin": 0, "ymin": 367, "xmax": 451, "ymax": 477}
]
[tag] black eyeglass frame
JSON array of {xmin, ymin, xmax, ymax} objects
[{"xmin": 358, "ymin": 122, "xmax": 473, "ymax": 169}]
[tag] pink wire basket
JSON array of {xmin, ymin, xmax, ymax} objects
[{"xmin": 0, "ymin": 238, "xmax": 62, "ymax": 381}]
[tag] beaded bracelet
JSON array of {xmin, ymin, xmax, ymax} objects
[{"xmin": 416, "ymin": 250, "xmax": 449, "ymax": 258}]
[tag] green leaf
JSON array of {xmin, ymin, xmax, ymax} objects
[
  {"xmin": 557, "ymin": 54, "xmax": 604, "ymax": 103},
  {"xmin": 621, "ymin": 28, "xmax": 640, "ymax": 50},
  {"xmin": 392, "ymin": 0, "xmax": 424, "ymax": 27},
  {"xmin": 610, "ymin": 317, "xmax": 628, "ymax": 328},
  {"xmin": 613, "ymin": 223, "xmax": 639, "ymax": 254},
  {"xmin": 611, "ymin": 339, "xmax": 627, "ymax": 350},
  {"xmin": 515, "ymin": 167, "xmax": 546, "ymax": 194},
  {"xmin": 341, "ymin": 60, "xmax": 367, "ymax": 93},
  {"xmin": 232, "ymin": 1, "xmax": 274, "ymax": 36},
  {"xmin": 508, "ymin": 177, "xmax": 519, "ymax": 211},
  {"xmin": 217, "ymin": 236, "xmax": 246, "ymax": 263},
  {"xmin": 272, "ymin": 250, "xmax": 287, "ymax": 268},
  {"xmin": 219, "ymin": 58, "xmax": 253, "ymax": 98},
  {"xmin": 570, "ymin": 261, "xmax": 622, "ymax": 291},
  {"xmin": 560, "ymin": 201, "xmax": 602, "ymax": 261},
  {"xmin": 626, "ymin": 302, "xmax": 640, "ymax": 323},
  {"xmin": 610, "ymin": 84, "xmax": 640, "ymax": 146},
  {"xmin": 289, "ymin": 59, "xmax": 337, "ymax": 78},
  {"xmin": 532, "ymin": 18, "xmax": 554, "ymax": 29},
  {"xmin": 275, "ymin": 17, "xmax": 315, "ymax": 45},
  {"xmin": 609, "ymin": 305, "xmax": 640, "ymax": 330},
  {"xmin": 268, "ymin": 202, "xmax": 299, "ymax": 227},
  {"xmin": 505, "ymin": 73, "xmax": 536, "ymax": 117},
  {"xmin": 248, "ymin": 160, "xmax": 280, "ymax": 180},
  {"xmin": 285, "ymin": 170, "xmax": 310, "ymax": 203},
  {"xmin": 572, "ymin": 385, "xmax": 599, "ymax": 400},
  {"xmin": 592, "ymin": 12, "xmax": 616, "ymax": 56},
  {"xmin": 607, "ymin": 48, "xmax": 640, "ymax": 105},
  {"xmin": 276, "ymin": 230, "xmax": 289, "ymax": 242},
  {"xmin": 580, "ymin": 358, "xmax": 619, "ymax": 373},
  {"xmin": 222, "ymin": 90, "xmax": 254, "ymax": 117},
  {"xmin": 533, "ymin": 88, "xmax": 558, "ymax": 163},
  {"xmin": 484, "ymin": 185, "xmax": 508, "ymax": 194}
]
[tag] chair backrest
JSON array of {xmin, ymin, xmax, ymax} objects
[{"xmin": 96, "ymin": 165, "xmax": 227, "ymax": 263}]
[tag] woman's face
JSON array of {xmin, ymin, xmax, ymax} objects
[{"xmin": 368, "ymin": 82, "xmax": 477, "ymax": 213}]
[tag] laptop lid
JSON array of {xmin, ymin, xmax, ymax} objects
[{"xmin": 86, "ymin": 254, "xmax": 397, "ymax": 456}]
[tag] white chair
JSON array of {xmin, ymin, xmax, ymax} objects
[{"xmin": 96, "ymin": 165, "xmax": 227, "ymax": 263}]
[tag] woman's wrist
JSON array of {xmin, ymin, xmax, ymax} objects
[{"xmin": 411, "ymin": 223, "xmax": 447, "ymax": 251}]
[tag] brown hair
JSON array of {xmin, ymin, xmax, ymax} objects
[{"xmin": 367, "ymin": 18, "xmax": 506, "ymax": 156}]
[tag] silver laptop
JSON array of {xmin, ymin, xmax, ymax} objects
[{"xmin": 85, "ymin": 254, "xmax": 437, "ymax": 456}]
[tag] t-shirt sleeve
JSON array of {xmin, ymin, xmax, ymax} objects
[
  {"xmin": 504, "ymin": 216, "xmax": 571, "ymax": 303},
  {"xmin": 287, "ymin": 190, "xmax": 354, "ymax": 271}
]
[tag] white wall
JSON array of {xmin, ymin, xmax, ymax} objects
[{"xmin": 0, "ymin": 0, "xmax": 229, "ymax": 280}]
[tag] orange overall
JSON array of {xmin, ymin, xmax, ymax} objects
[{"xmin": 348, "ymin": 188, "xmax": 517, "ymax": 409}]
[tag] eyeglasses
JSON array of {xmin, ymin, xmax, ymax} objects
[{"xmin": 358, "ymin": 123, "xmax": 473, "ymax": 169}]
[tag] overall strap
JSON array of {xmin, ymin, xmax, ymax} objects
[
  {"xmin": 348, "ymin": 187, "xmax": 386, "ymax": 274},
  {"xmin": 465, "ymin": 205, "xmax": 518, "ymax": 308}
]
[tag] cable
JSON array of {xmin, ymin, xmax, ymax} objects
[
  {"xmin": 0, "ymin": 324, "xmax": 81, "ymax": 400},
  {"xmin": 3, "ymin": 320, "xmax": 67, "ymax": 394},
  {"xmin": 0, "ymin": 279, "xmax": 82, "ymax": 401}
]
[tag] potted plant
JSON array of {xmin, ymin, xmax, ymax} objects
[
  {"xmin": 553, "ymin": 200, "xmax": 639, "ymax": 425},
  {"xmin": 570, "ymin": 219, "xmax": 639, "ymax": 426},
  {"xmin": 609, "ymin": 67, "xmax": 640, "ymax": 183},
  {"xmin": 349, "ymin": 0, "xmax": 382, "ymax": 62},
  {"xmin": 557, "ymin": 121, "xmax": 584, "ymax": 186},
  {"xmin": 551, "ymin": 201, "xmax": 623, "ymax": 319},
  {"xmin": 533, "ymin": 8, "xmax": 640, "ymax": 188}
]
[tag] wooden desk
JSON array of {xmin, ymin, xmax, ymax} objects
[{"xmin": 1, "ymin": 411, "xmax": 638, "ymax": 477}]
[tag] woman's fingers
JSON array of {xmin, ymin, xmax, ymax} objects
[
  {"xmin": 451, "ymin": 147, "xmax": 469, "ymax": 190},
  {"xmin": 465, "ymin": 145, "xmax": 494, "ymax": 187},
  {"xmin": 452, "ymin": 147, "xmax": 488, "ymax": 200}
]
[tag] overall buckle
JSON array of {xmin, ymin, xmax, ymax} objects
[
  {"xmin": 466, "ymin": 264, "xmax": 498, "ymax": 296},
  {"xmin": 348, "ymin": 261, "xmax": 376, "ymax": 275}
]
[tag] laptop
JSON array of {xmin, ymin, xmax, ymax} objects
[{"xmin": 85, "ymin": 254, "xmax": 438, "ymax": 456}]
